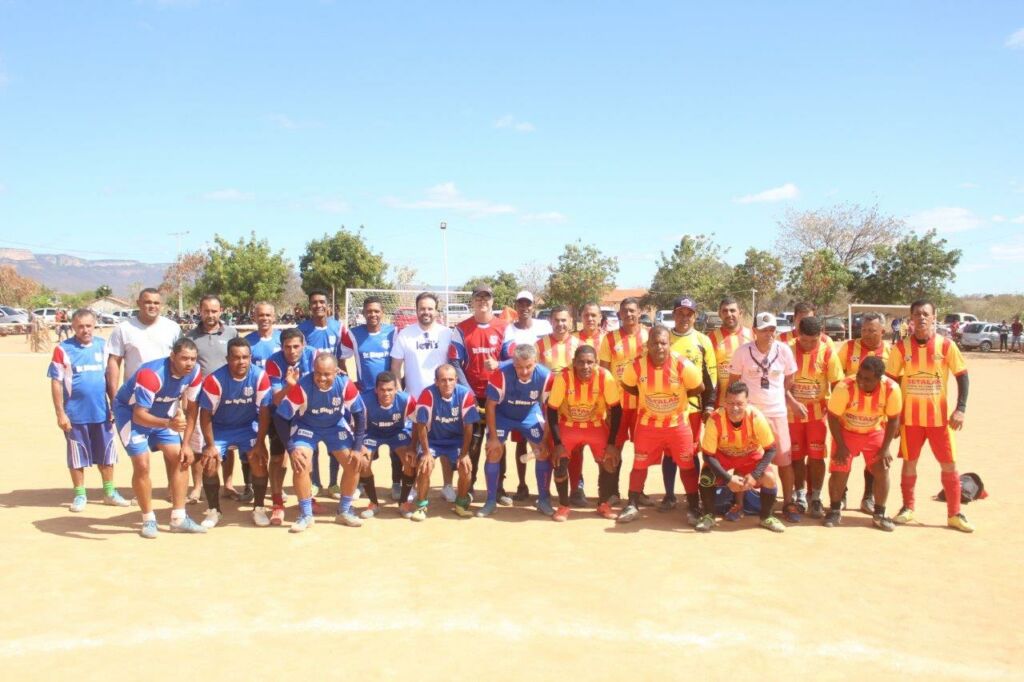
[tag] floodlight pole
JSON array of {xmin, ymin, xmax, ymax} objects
[
  {"xmin": 169, "ymin": 230, "xmax": 190, "ymax": 317},
  {"xmin": 440, "ymin": 221, "xmax": 449, "ymax": 313}
]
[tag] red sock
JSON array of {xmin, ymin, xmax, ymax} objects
[
  {"xmin": 679, "ymin": 466, "xmax": 699, "ymax": 494},
  {"xmin": 900, "ymin": 475, "xmax": 917, "ymax": 510},
  {"xmin": 569, "ymin": 448, "xmax": 584, "ymax": 490},
  {"xmin": 272, "ymin": 494, "xmax": 284, "ymax": 506},
  {"xmin": 628, "ymin": 468, "xmax": 648, "ymax": 493},
  {"xmin": 941, "ymin": 471, "xmax": 961, "ymax": 516}
]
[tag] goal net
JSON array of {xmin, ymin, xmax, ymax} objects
[{"xmin": 344, "ymin": 288, "xmax": 473, "ymax": 328}]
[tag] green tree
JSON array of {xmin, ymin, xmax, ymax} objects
[
  {"xmin": 852, "ymin": 229, "xmax": 961, "ymax": 306},
  {"xmin": 192, "ymin": 232, "xmax": 291, "ymax": 312},
  {"xmin": 785, "ymin": 249, "xmax": 852, "ymax": 311},
  {"xmin": 646, "ymin": 234, "xmax": 731, "ymax": 310},
  {"xmin": 61, "ymin": 292, "xmax": 93, "ymax": 309},
  {"xmin": 94, "ymin": 284, "xmax": 113, "ymax": 299},
  {"xmin": 300, "ymin": 226, "xmax": 388, "ymax": 299},
  {"xmin": 463, "ymin": 271, "xmax": 519, "ymax": 309},
  {"xmin": 546, "ymin": 241, "xmax": 619, "ymax": 318},
  {"xmin": 729, "ymin": 248, "xmax": 784, "ymax": 301}
]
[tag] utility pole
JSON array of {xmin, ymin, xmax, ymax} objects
[
  {"xmin": 751, "ymin": 289, "xmax": 757, "ymax": 316},
  {"xmin": 169, "ymin": 230, "xmax": 190, "ymax": 317},
  {"xmin": 440, "ymin": 221, "xmax": 449, "ymax": 313}
]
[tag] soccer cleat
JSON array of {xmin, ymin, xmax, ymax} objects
[
  {"xmin": 390, "ymin": 483, "xmax": 402, "ymax": 502},
  {"xmin": 694, "ymin": 513, "xmax": 715, "ymax": 533},
  {"xmin": 724, "ymin": 503, "xmax": 743, "ymax": 522},
  {"xmin": 270, "ymin": 505, "xmax": 285, "ymax": 526},
  {"xmin": 685, "ymin": 507, "xmax": 701, "ymax": 527},
  {"xmin": 569, "ymin": 488, "xmax": 589, "ymax": 508},
  {"xmin": 893, "ymin": 507, "xmax": 915, "ymax": 525},
  {"xmin": 783, "ymin": 502, "xmax": 802, "ymax": 523},
  {"xmin": 453, "ymin": 503, "xmax": 474, "ymax": 518},
  {"xmin": 70, "ymin": 494, "xmax": 87, "ymax": 513},
  {"xmin": 476, "ymin": 500, "xmax": 498, "ymax": 518},
  {"xmin": 947, "ymin": 513, "xmax": 975, "ymax": 533},
  {"xmin": 328, "ymin": 485, "xmax": 342, "ymax": 500},
  {"xmin": 873, "ymin": 514, "xmax": 895, "ymax": 532},
  {"xmin": 104, "ymin": 491, "xmax": 131, "ymax": 507},
  {"xmin": 399, "ymin": 502, "xmax": 415, "ymax": 519},
  {"xmin": 860, "ymin": 496, "xmax": 875, "ymax": 515},
  {"xmin": 553, "ymin": 506, "xmax": 570, "ymax": 522},
  {"xmin": 360, "ymin": 503, "xmax": 380, "ymax": 519},
  {"xmin": 607, "ymin": 493, "xmax": 622, "ymax": 506},
  {"xmin": 410, "ymin": 507, "xmax": 428, "ymax": 522},
  {"xmin": 536, "ymin": 499, "xmax": 555, "ymax": 517},
  {"xmin": 201, "ymin": 509, "xmax": 222, "ymax": 529},
  {"xmin": 335, "ymin": 512, "xmax": 364, "ymax": 527},
  {"xmin": 289, "ymin": 515, "xmax": 315, "ymax": 533},
  {"xmin": 823, "ymin": 509, "xmax": 842, "ymax": 527},
  {"xmin": 140, "ymin": 519, "xmax": 159, "ymax": 539},
  {"xmin": 440, "ymin": 484, "xmax": 456, "ymax": 503},
  {"xmin": 657, "ymin": 495, "xmax": 677, "ymax": 513},
  {"xmin": 808, "ymin": 499, "xmax": 825, "ymax": 519},
  {"xmin": 637, "ymin": 493, "xmax": 654, "ymax": 507},
  {"xmin": 170, "ymin": 516, "xmax": 207, "ymax": 534},
  {"xmin": 794, "ymin": 489, "xmax": 808, "ymax": 513},
  {"xmin": 596, "ymin": 502, "xmax": 617, "ymax": 520},
  {"xmin": 252, "ymin": 507, "xmax": 271, "ymax": 527},
  {"xmin": 513, "ymin": 484, "xmax": 530, "ymax": 502},
  {"xmin": 497, "ymin": 493, "xmax": 514, "ymax": 507},
  {"xmin": 760, "ymin": 516, "xmax": 786, "ymax": 533},
  {"xmin": 616, "ymin": 503, "xmax": 639, "ymax": 524},
  {"xmin": 238, "ymin": 486, "xmax": 255, "ymax": 504}
]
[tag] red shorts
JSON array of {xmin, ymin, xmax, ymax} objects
[
  {"xmin": 614, "ymin": 408, "xmax": 638, "ymax": 448},
  {"xmin": 829, "ymin": 429, "xmax": 884, "ymax": 473},
  {"xmin": 561, "ymin": 424, "xmax": 609, "ymax": 462},
  {"xmin": 713, "ymin": 452, "xmax": 762, "ymax": 478},
  {"xmin": 688, "ymin": 410, "xmax": 703, "ymax": 446},
  {"xmin": 632, "ymin": 422, "xmax": 694, "ymax": 470},
  {"xmin": 789, "ymin": 418, "xmax": 827, "ymax": 460},
  {"xmin": 899, "ymin": 425, "xmax": 957, "ymax": 464}
]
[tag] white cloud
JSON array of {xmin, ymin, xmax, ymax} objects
[
  {"xmin": 992, "ymin": 215, "xmax": 1006, "ymax": 223},
  {"xmin": 200, "ymin": 188, "xmax": 253, "ymax": 202},
  {"xmin": 733, "ymin": 182, "xmax": 799, "ymax": 204},
  {"xmin": 959, "ymin": 182, "xmax": 980, "ymax": 189},
  {"xmin": 991, "ymin": 240, "xmax": 1024, "ymax": 262},
  {"xmin": 521, "ymin": 211, "xmax": 567, "ymax": 224},
  {"xmin": 494, "ymin": 114, "xmax": 535, "ymax": 133},
  {"xmin": 1012, "ymin": 215, "xmax": 1024, "ymax": 224},
  {"xmin": 1006, "ymin": 28, "xmax": 1024, "ymax": 49},
  {"xmin": 383, "ymin": 182, "xmax": 515, "ymax": 218},
  {"xmin": 906, "ymin": 206, "xmax": 983, "ymax": 233}
]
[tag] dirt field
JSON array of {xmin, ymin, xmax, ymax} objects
[{"xmin": 1, "ymin": 333, "xmax": 1021, "ymax": 681}]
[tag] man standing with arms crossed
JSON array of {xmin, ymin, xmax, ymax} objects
[{"xmin": 707, "ymin": 297, "xmax": 754, "ymax": 408}]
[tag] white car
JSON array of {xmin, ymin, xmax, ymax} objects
[
  {"xmin": 960, "ymin": 322, "xmax": 1002, "ymax": 352},
  {"xmin": 654, "ymin": 309, "xmax": 673, "ymax": 325},
  {"xmin": 0, "ymin": 306, "xmax": 29, "ymax": 324},
  {"xmin": 32, "ymin": 307, "xmax": 59, "ymax": 323}
]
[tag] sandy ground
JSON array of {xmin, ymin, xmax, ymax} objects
[{"xmin": 1, "ymin": 332, "xmax": 1022, "ymax": 681}]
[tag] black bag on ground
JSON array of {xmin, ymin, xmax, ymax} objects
[{"xmin": 935, "ymin": 472, "xmax": 987, "ymax": 504}]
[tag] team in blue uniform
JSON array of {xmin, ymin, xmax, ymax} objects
[
  {"xmin": 359, "ymin": 371, "xmax": 415, "ymax": 516},
  {"xmin": 245, "ymin": 302, "xmax": 282, "ymax": 368}
]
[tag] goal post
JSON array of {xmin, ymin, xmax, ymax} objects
[
  {"xmin": 847, "ymin": 303, "xmax": 911, "ymax": 340},
  {"xmin": 344, "ymin": 288, "xmax": 473, "ymax": 328}
]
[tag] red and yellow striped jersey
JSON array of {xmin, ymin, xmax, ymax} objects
[
  {"xmin": 598, "ymin": 326, "xmax": 648, "ymax": 411},
  {"xmin": 620, "ymin": 352, "xmax": 702, "ymax": 427},
  {"xmin": 707, "ymin": 326, "xmax": 753, "ymax": 404},
  {"xmin": 827, "ymin": 375, "xmax": 902, "ymax": 433},
  {"xmin": 837, "ymin": 339, "xmax": 891, "ymax": 377},
  {"xmin": 536, "ymin": 333, "xmax": 580, "ymax": 373},
  {"xmin": 669, "ymin": 329, "xmax": 717, "ymax": 409},
  {"xmin": 886, "ymin": 335, "xmax": 966, "ymax": 427},
  {"xmin": 701, "ymin": 405, "xmax": 775, "ymax": 457},
  {"xmin": 787, "ymin": 340, "xmax": 844, "ymax": 423},
  {"xmin": 778, "ymin": 330, "xmax": 835, "ymax": 349},
  {"xmin": 547, "ymin": 367, "xmax": 621, "ymax": 428},
  {"xmin": 574, "ymin": 328, "xmax": 605, "ymax": 350}
]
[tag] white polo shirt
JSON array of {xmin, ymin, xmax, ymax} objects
[
  {"xmin": 107, "ymin": 316, "xmax": 182, "ymax": 381},
  {"xmin": 730, "ymin": 340, "xmax": 797, "ymax": 418},
  {"xmin": 390, "ymin": 322, "xmax": 452, "ymax": 400}
]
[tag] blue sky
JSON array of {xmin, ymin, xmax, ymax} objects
[{"xmin": 1, "ymin": 1, "xmax": 1022, "ymax": 295}]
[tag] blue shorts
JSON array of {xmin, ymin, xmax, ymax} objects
[
  {"xmin": 114, "ymin": 404, "xmax": 181, "ymax": 456},
  {"xmin": 288, "ymin": 424, "xmax": 354, "ymax": 453},
  {"xmin": 419, "ymin": 441, "xmax": 461, "ymax": 465},
  {"xmin": 364, "ymin": 431, "xmax": 412, "ymax": 459},
  {"xmin": 212, "ymin": 425, "xmax": 258, "ymax": 462},
  {"xmin": 494, "ymin": 415, "xmax": 545, "ymax": 444},
  {"xmin": 66, "ymin": 422, "xmax": 116, "ymax": 468}
]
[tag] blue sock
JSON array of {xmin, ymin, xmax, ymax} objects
[
  {"xmin": 663, "ymin": 456, "xmax": 678, "ymax": 497},
  {"xmin": 299, "ymin": 497, "xmax": 313, "ymax": 518},
  {"xmin": 536, "ymin": 460, "xmax": 552, "ymax": 502},
  {"xmin": 485, "ymin": 461, "xmax": 500, "ymax": 503},
  {"xmin": 340, "ymin": 495, "xmax": 353, "ymax": 515},
  {"xmin": 311, "ymin": 451, "xmax": 322, "ymax": 488}
]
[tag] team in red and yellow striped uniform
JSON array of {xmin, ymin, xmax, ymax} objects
[
  {"xmin": 537, "ymin": 333, "xmax": 581, "ymax": 373},
  {"xmin": 778, "ymin": 328, "xmax": 834, "ymax": 348},
  {"xmin": 787, "ymin": 338, "xmax": 844, "ymax": 460},
  {"xmin": 701, "ymin": 404, "xmax": 776, "ymax": 476},
  {"xmin": 826, "ymin": 374, "xmax": 902, "ymax": 472},
  {"xmin": 599, "ymin": 325, "xmax": 649, "ymax": 446},
  {"xmin": 547, "ymin": 365, "xmax": 621, "ymax": 458},
  {"xmin": 708, "ymin": 326, "xmax": 753, "ymax": 407},
  {"xmin": 837, "ymin": 338, "xmax": 891, "ymax": 377}
]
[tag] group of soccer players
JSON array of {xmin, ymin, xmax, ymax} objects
[{"xmin": 48, "ymin": 285, "xmax": 977, "ymax": 538}]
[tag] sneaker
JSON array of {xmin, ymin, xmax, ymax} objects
[
  {"xmin": 201, "ymin": 509, "xmax": 222, "ymax": 529},
  {"xmin": 270, "ymin": 506, "xmax": 285, "ymax": 526},
  {"xmin": 873, "ymin": 514, "xmax": 895, "ymax": 532},
  {"xmin": 476, "ymin": 500, "xmax": 497, "ymax": 518},
  {"xmin": 783, "ymin": 502, "xmax": 802, "ymax": 523},
  {"xmin": 893, "ymin": 507, "xmax": 915, "ymax": 525},
  {"xmin": 289, "ymin": 515, "xmax": 315, "ymax": 533},
  {"xmin": 252, "ymin": 507, "xmax": 271, "ymax": 527},
  {"xmin": 399, "ymin": 502, "xmax": 415, "ymax": 519},
  {"xmin": 328, "ymin": 484, "xmax": 342, "ymax": 500},
  {"xmin": 795, "ymin": 490, "xmax": 808, "ymax": 513},
  {"xmin": 947, "ymin": 512, "xmax": 975, "ymax": 533},
  {"xmin": 441, "ymin": 484, "xmax": 456, "ymax": 503},
  {"xmin": 390, "ymin": 483, "xmax": 402, "ymax": 502},
  {"xmin": 657, "ymin": 495, "xmax": 677, "ymax": 513},
  {"xmin": 616, "ymin": 503, "xmax": 639, "ymax": 524},
  {"xmin": 335, "ymin": 512, "xmax": 363, "ymax": 527},
  {"xmin": 596, "ymin": 502, "xmax": 617, "ymax": 520},
  {"xmin": 860, "ymin": 496, "xmax": 875, "ymax": 515},
  {"xmin": 608, "ymin": 493, "xmax": 622, "ymax": 506},
  {"xmin": 170, "ymin": 516, "xmax": 207, "ymax": 534},
  {"xmin": 453, "ymin": 503, "xmax": 474, "ymax": 518},
  {"xmin": 238, "ymin": 486, "xmax": 255, "ymax": 504},
  {"xmin": 685, "ymin": 507, "xmax": 701, "ymax": 527},
  {"xmin": 497, "ymin": 493, "xmax": 514, "ymax": 507},
  {"xmin": 694, "ymin": 513, "xmax": 715, "ymax": 533},
  {"xmin": 637, "ymin": 493, "xmax": 654, "ymax": 507},
  {"xmin": 140, "ymin": 519, "xmax": 159, "ymax": 539},
  {"xmin": 824, "ymin": 509, "xmax": 842, "ymax": 527},
  {"xmin": 808, "ymin": 499, "xmax": 825, "ymax": 519},
  {"xmin": 410, "ymin": 507, "xmax": 428, "ymax": 522},
  {"xmin": 310, "ymin": 484, "xmax": 320, "ymax": 498},
  {"xmin": 360, "ymin": 503, "xmax": 380, "ymax": 520},
  {"xmin": 513, "ymin": 484, "xmax": 530, "ymax": 502},
  {"xmin": 553, "ymin": 506, "xmax": 570, "ymax": 522},
  {"xmin": 354, "ymin": 485, "xmax": 363, "ymax": 501},
  {"xmin": 70, "ymin": 494, "xmax": 87, "ymax": 513},
  {"xmin": 187, "ymin": 488, "xmax": 202, "ymax": 505},
  {"xmin": 569, "ymin": 489, "xmax": 589, "ymax": 508},
  {"xmin": 536, "ymin": 499, "xmax": 555, "ymax": 517},
  {"xmin": 722, "ymin": 503, "xmax": 740, "ymax": 522},
  {"xmin": 104, "ymin": 491, "xmax": 131, "ymax": 507},
  {"xmin": 760, "ymin": 516, "xmax": 786, "ymax": 533}
]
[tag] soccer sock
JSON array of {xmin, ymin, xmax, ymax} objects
[
  {"xmin": 361, "ymin": 475, "xmax": 379, "ymax": 505},
  {"xmin": 242, "ymin": 461, "xmax": 252, "ymax": 488},
  {"xmin": 830, "ymin": 500, "xmax": 842, "ymax": 511},
  {"xmin": 686, "ymin": 492, "xmax": 701, "ymax": 513},
  {"xmin": 863, "ymin": 469, "xmax": 875, "ymax": 498},
  {"xmin": 455, "ymin": 495, "xmax": 470, "ymax": 509},
  {"xmin": 169, "ymin": 508, "xmax": 185, "ymax": 522},
  {"xmin": 569, "ymin": 450, "xmax": 584, "ymax": 491},
  {"xmin": 102, "ymin": 480, "xmax": 115, "ymax": 497},
  {"xmin": 202, "ymin": 476, "xmax": 220, "ymax": 511},
  {"xmin": 614, "ymin": 458, "xmax": 623, "ymax": 496},
  {"xmin": 555, "ymin": 478, "xmax": 570, "ymax": 506},
  {"xmin": 810, "ymin": 488, "xmax": 821, "ymax": 502},
  {"xmin": 598, "ymin": 469, "xmax": 615, "ymax": 504},
  {"xmin": 73, "ymin": 485, "xmax": 86, "ymax": 497},
  {"xmin": 901, "ymin": 474, "xmax": 917, "ymax": 510},
  {"xmin": 390, "ymin": 452, "xmax": 402, "ymax": 485},
  {"xmin": 339, "ymin": 495, "xmax": 353, "ymax": 516},
  {"xmin": 142, "ymin": 511, "xmax": 156, "ymax": 522},
  {"xmin": 535, "ymin": 460, "xmax": 552, "ymax": 503},
  {"xmin": 662, "ymin": 456, "xmax": 678, "ymax": 497},
  {"xmin": 679, "ymin": 466, "xmax": 699, "ymax": 495},
  {"xmin": 874, "ymin": 504, "xmax": 886, "ymax": 517},
  {"xmin": 941, "ymin": 471, "xmax": 961, "ymax": 517},
  {"xmin": 699, "ymin": 473, "xmax": 716, "ymax": 516},
  {"xmin": 485, "ymin": 461, "xmax": 500, "ymax": 503},
  {"xmin": 498, "ymin": 453, "xmax": 507, "ymax": 496},
  {"xmin": 328, "ymin": 457, "xmax": 340, "ymax": 488},
  {"xmin": 253, "ymin": 476, "xmax": 268, "ymax": 508},
  {"xmin": 271, "ymin": 493, "xmax": 284, "ymax": 508},
  {"xmin": 400, "ymin": 473, "xmax": 415, "ymax": 505},
  {"xmin": 760, "ymin": 487, "xmax": 777, "ymax": 520},
  {"xmin": 628, "ymin": 468, "xmax": 647, "ymax": 498},
  {"xmin": 299, "ymin": 497, "xmax": 313, "ymax": 518}
]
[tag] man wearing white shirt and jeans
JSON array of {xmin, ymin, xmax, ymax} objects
[
  {"xmin": 729, "ymin": 312, "xmax": 802, "ymax": 523},
  {"xmin": 105, "ymin": 288, "xmax": 182, "ymax": 392}
]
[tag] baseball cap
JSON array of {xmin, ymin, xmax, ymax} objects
[
  {"xmin": 754, "ymin": 312, "xmax": 778, "ymax": 330},
  {"xmin": 471, "ymin": 285, "xmax": 493, "ymax": 298},
  {"xmin": 673, "ymin": 296, "xmax": 697, "ymax": 311},
  {"xmin": 515, "ymin": 290, "xmax": 534, "ymax": 303}
]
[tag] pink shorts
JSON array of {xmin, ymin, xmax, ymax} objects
[{"xmin": 764, "ymin": 415, "xmax": 793, "ymax": 467}]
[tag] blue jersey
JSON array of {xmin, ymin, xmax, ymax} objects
[
  {"xmin": 115, "ymin": 357, "xmax": 203, "ymax": 419},
  {"xmin": 198, "ymin": 365, "xmax": 272, "ymax": 429},
  {"xmin": 277, "ymin": 373, "xmax": 365, "ymax": 432},
  {"xmin": 485, "ymin": 363, "xmax": 552, "ymax": 423},
  {"xmin": 414, "ymin": 383, "xmax": 480, "ymax": 447},
  {"xmin": 363, "ymin": 389, "xmax": 414, "ymax": 440},
  {"xmin": 48, "ymin": 337, "xmax": 108, "ymax": 424},
  {"xmin": 339, "ymin": 324, "xmax": 396, "ymax": 388},
  {"xmin": 245, "ymin": 330, "xmax": 281, "ymax": 369},
  {"xmin": 264, "ymin": 347, "xmax": 317, "ymax": 395},
  {"xmin": 297, "ymin": 318, "xmax": 341, "ymax": 354}
]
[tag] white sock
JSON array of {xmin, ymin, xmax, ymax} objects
[
  {"xmin": 169, "ymin": 508, "xmax": 186, "ymax": 523},
  {"xmin": 142, "ymin": 511, "xmax": 156, "ymax": 522}
]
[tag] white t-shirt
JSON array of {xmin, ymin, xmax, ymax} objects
[
  {"xmin": 502, "ymin": 319, "xmax": 554, "ymax": 351},
  {"xmin": 390, "ymin": 322, "xmax": 453, "ymax": 400},
  {"xmin": 730, "ymin": 340, "xmax": 797, "ymax": 418},
  {"xmin": 106, "ymin": 316, "xmax": 182, "ymax": 381}
]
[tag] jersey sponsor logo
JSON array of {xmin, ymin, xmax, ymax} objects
[
  {"xmin": 223, "ymin": 396, "xmax": 254, "ymax": 406},
  {"xmin": 905, "ymin": 371, "xmax": 942, "ymax": 396},
  {"xmin": 644, "ymin": 393, "xmax": 680, "ymax": 413},
  {"xmin": 416, "ymin": 338, "xmax": 439, "ymax": 350},
  {"xmin": 74, "ymin": 363, "xmax": 104, "ymax": 372},
  {"xmin": 310, "ymin": 406, "xmax": 340, "ymax": 415},
  {"xmin": 296, "ymin": 428, "xmax": 314, "ymax": 438},
  {"xmin": 362, "ymin": 351, "xmax": 388, "ymax": 359},
  {"xmin": 471, "ymin": 347, "xmax": 494, "ymax": 355}
]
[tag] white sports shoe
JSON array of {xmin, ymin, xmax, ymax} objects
[
  {"xmin": 251, "ymin": 507, "xmax": 270, "ymax": 527},
  {"xmin": 201, "ymin": 509, "xmax": 222, "ymax": 529},
  {"xmin": 441, "ymin": 484, "xmax": 456, "ymax": 503}
]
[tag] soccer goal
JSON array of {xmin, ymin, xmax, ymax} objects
[
  {"xmin": 344, "ymin": 288, "xmax": 474, "ymax": 329},
  {"xmin": 846, "ymin": 303, "xmax": 911, "ymax": 340}
]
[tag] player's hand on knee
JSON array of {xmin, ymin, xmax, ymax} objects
[
  {"xmin": 179, "ymin": 445, "xmax": 196, "ymax": 468},
  {"xmin": 290, "ymin": 451, "xmax": 309, "ymax": 474},
  {"xmin": 485, "ymin": 437, "xmax": 503, "ymax": 462},
  {"xmin": 727, "ymin": 475, "xmax": 745, "ymax": 493},
  {"xmin": 457, "ymin": 455, "xmax": 472, "ymax": 477}
]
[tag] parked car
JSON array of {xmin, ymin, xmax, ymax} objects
[
  {"xmin": 32, "ymin": 307, "xmax": 59, "ymax": 323},
  {"xmin": 392, "ymin": 307, "xmax": 418, "ymax": 331},
  {"xmin": 0, "ymin": 305, "xmax": 30, "ymax": 324},
  {"xmin": 444, "ymin": 303, "xmax": 471, "ymax": 327},
  {"xmin": 600, "ymin": 309, "xmax": 620, "ymax": 332},
  {"xmin": 92, "ymin": 310, "xmax": 118, "ymax": 325},
  {"xmin": 654, "ymin": 309, "xmax": 673, "ymax": 325},
  {"xmin": 696, "ymin": 312, "xmax": 722, "ymax": 333},
  {"xmin": 112, "ymin": 309, "xmax": 138, "ymax": 320},
  {"xmin": 943, "ymin": 312, "xmax": 978, "ymax": 325},
  {"xmin": 960, "ymin": 322, "xmax": 1001, "ymax": 351},
  {"xmin": 822, "ymin": 315, "xmax": 847, "ymax": 341},
  {"xmin": 639, "ymin": 313, "xmax": 653, "ymax": 328},
  {"xmin": 535, "ymin": 308, "xmax": 552, "ymax": 321}
]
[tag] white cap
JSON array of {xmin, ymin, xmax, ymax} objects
[
  {"xmin": 515, "ymin": 290, "xmax": 534, "ymax": 303},
  {"xmin": 754, "ymin": 312, "xmax": 778, "ymax": 330}
]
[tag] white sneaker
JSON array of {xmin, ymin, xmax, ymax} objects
[
  {"xmin": 441, "ymin": 484, "xmax": 456, "ymax": 503},
  {"xmin": 201, "ymin": 509, "xmax": 222, "ymax": 529},
  {"xmin": 353, "ymin": 485, "xmax": 362, "ymax": 501},
  {"xmin": 252, "ymin": 507, "xmax": 270, "ymax": 527}
]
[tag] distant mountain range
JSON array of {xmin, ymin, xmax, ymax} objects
[{"xmin": 0, "ymin": 249, "xmax": 170, "ymax": 297}]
